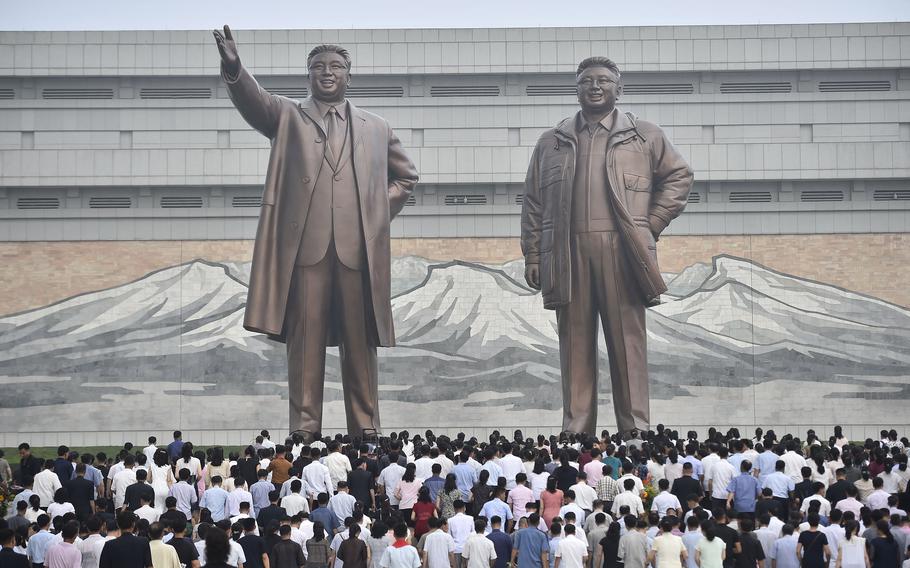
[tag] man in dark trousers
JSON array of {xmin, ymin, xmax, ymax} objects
[
  {"xmin": 520, "ymin": 56, "xmax": 693, "ymax": 435},
  {"xmin": 671, "ymin": 463, "xmax": 703, "ymax": 513},
  {"xmin": 213, "ymin": 25, "xmax": 418, "ymax": 437},
  {"xmin": 63, "ymin": 463, "xmax": 96, "ymax": 521},
  {"xmin": 99, "ymin": 511, "xmax": 153, "ymax": 568}
]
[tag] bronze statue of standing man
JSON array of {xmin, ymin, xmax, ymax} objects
[
  {"xmin": 213, "ymin": 26, "xmax": 418, "ymax": 437},
  {"xmin": 520, "ymin": 57, "xmax": 693, "ymax": 436}
]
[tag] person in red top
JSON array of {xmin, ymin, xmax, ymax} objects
[{"xmin": 411, "ymin": 487, "xmax": 438, "ymax": 540}]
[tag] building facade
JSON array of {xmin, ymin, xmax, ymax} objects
[{"xmin": 1, "ymin": 23, "xmax": 909, "ymax": 445}]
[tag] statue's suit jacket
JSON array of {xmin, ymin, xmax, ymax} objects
[{"xmin": 223, "ymin": 64, "xmax": 418, "ymax": 346}]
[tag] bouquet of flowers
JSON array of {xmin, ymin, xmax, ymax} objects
[
  {"xmin": 641, "ymin": 483, "xmax": 659, "ymax": 511},
  {"xmin": 0, "ymin": 484, "xmax": 10, "ymax": 518}
]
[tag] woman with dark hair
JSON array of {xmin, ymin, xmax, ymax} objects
[
  {"xmin": 471, "ymin": 469, "xmax": 493, "ymax": 515},
  {"xmin": 395, "ymin": 463, "xmax": 422, "ymax": 525},
  {"xmin": 539, "ymin": 476, "xmax": 564, "ymax": 529},
  {"xmin": 596, "ymin": 521, "xmax": 622, "ymax": 568},
  {"xmin": 204, "ymin": 446, "xmax": 231, "ymax": 489},
  {"xmin": 177, "ymin": 443, "xmax": 202, "ymax": 489},
  {"xmin": 365, "ymin": 521, "xmax": 391, "ymax": 568},
  {"xmin": 337, "ymin": 523, "xmax": 369, "ymax": 568},
  {"xmin": 836, "ymin": 520, "xmax": 870, "ymax": 568},
  {"xmin": 236, "ymin": 445, "xmax": 260, "ymax": 488},
  {"xmin": 203, "ymin": 528, "xmax": 234, "ymax": 568},
  {"xmin": 437, "ymin": 474, "xmax": 461, "ymax": 520},
  {"xmin": 695, "ymin": 520, "xmax": 726, "ymax": 568},
  {"xmin": 528, "ymin": 459, "xmax": 551, "ymax": 501},
  {"xmin": 834, "ymin": 426, "xmax": 848, "ymax": 450},
  {"xmin": 25, "ymin": 494, "xmax": 42, "ymax": 523},
  {"xmin": 868, "ymin": 520, "xmax": 899, "ymax": 568},
  {"xmin": 411, "ymin": 486, "xmax": 438, "ymax": 539},
  {"xmin": 150, "ymin": 448, "xmax": 175, "ymax": 513},
  {"xmin": 664, "ymin": 449, "xmax": 682, "ymax": 488},
  {"xmin": 552, "ymin": 451, "xmax": 578, "ymax": 493},
  {"xmin": 307, "ymin": 521, "xmax": 334, "ymax": 568},
  {"xmin": 46, "ymin": 488, "xmax": 75, "ymax": 520}
]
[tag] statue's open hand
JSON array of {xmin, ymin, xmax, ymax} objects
[
  {"xmin": 524, "ymin": 263, "xmax": 541, "ymax": 290},
  {"xmin": 212, "ymin": 25, "xmax": 240, "ymax": 76}
]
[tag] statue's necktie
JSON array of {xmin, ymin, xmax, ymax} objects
[{"xmin": 326, "ymin": 106, "xmax": 343, "ymax": 164}]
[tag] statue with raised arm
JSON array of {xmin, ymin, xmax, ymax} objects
[
  {"xmin": 520, "ymin": 56, "xmax": 693, "ymax": 436},
  {"xmin": 213, "ymin": 26, "xmax": 418, "ymax": 437}
]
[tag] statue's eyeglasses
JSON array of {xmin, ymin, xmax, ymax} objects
[
  {"xmin": 577, "ymin": 78, "xmax": 617, "ymax": 88},
  {"xmin": 309, "ymin": 63, "xmax": 348, "ymax": 72}
]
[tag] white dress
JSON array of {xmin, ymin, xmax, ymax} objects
[
  {"xmin": 838, "ymin": 537, "xmax": 866, "ymax": 568},
  {"xmin": 150, "ymin": 464, "xmax": 175, "ymax": 512}
]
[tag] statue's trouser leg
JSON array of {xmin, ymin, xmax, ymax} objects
[{"xmin": 557, "ymin": 232, "xmax": 650, "ymax": 435}]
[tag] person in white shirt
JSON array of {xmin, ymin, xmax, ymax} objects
[
  {"xmin": 422, "ymin": 517, "xmax": 456, "ymax": 568},
  {"xmin": 78, "ymin": 516, "xmax": 108, "ymax": 568},
  {"xmin": 865, "ymin": 477, "xmax": 890, "ymax": 512},
  {"xmin": 377, "ymin": 458, "xmax": 407, "ymax": 508},
  {"xmin": 781, "ymin": 443, "xmax": 809, "ymax": 483},
  {"xmin": 648, "ymin": 519, "xmax": 688, "ymax": 568},
  {"xmin": 559, "ymin": 491, "xmax": 588, "ymax": 527},
  {"xmin": 754, "ymin": 514, "xmax": 781, "ymax": 559},
  {"xmin": 499, "ymin": 447, "xmax": 525, "ymax": 491},
  {"xmin": 227, "ymin": 477, "xmax": 254, "ymax": 517},
  {"xmin": 110, "ymin": 456, "xmax": 138, "ymax": 510},
  {"xmin": 329, "ymin": 482, "xmax": 358, "ymax": 525},
  {"xmin": 616, "ymin": 466, "xmax": 644, "ymax": 496},
  {"xmin": 462, "ymin": 518, "xmax": 497, "ymax": 568},
  {"xmin": 555, "ymin": 524, "xmax": 588, "ymax": 568},
  {"xmin": 707, "ymin": 449, "xmax": 735, "ymax": 510},
  {"xmin": 325, "ymin": 442, "xmax": 353, "ymax": 492},
  {"xmin": 432, "ymin": 448, "xmax": 455, "ymax": 477},
  {"xmin": 134, "ymin": 494, "xmax": 160, "ymax": 524},
  {"xmin": 801, "ymin": 483, "xmax": 832, "ymax": 518},
  {"xmin": 447, "ymin": 501, "xmax": 475, "ymax": 563},
  {"xmin": 303, "ymin": 447, "xmax": 335, "ymax": 499},
  {"xmin": 569, "ymin": 474, "xmax": 598, "ymax": 515},
  {"xmin": 196, "ymin": 521, "xmax": 247, "ymax": 567},
  {"xmin": 701, "ymin": 449, "xmax": 721, "ymax": 493},
  {"xmin": 230, "ymin": 502, "xmax": 260, "ymax": 536},
  {"xmin": 33, "ymin": 461, "xmax": 64, "ymax": 508},
  {"xmin": 414, "ymin": 448, "xmax": 436, "ymax": 481},
  {"xmin": 612, "ymin": 479, "xmax": 645, "ymax": 519},
  {"xmin": 142, "ymin": 437, "xmax": 158, "ymax": 465},
  {"xmin": 651, "ymin": 479, "xmax": 682, "ymax": 519},
  {"xmin": 281, "ymin": 479, "xmax": 312, "ymax": 517}
]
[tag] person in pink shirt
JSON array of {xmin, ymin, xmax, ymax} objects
[
  {"xmin": 583, "ymin": 449, "xmax": 605, "ymax": 488},
  {"xmin": 508, "ymin": 473, "xmax": 535, "ymax": 519},
  {"xmin": 45, "ymin": 522, "xmax": 81, "ymax": 568}
]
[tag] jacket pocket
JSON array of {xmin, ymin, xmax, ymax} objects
[
  {"xmin": 540, "ymin": 228, "xmax": 554, "ymax": 253},
  {"xmin": 623, "ymin": 172, "xmax": 652, "ymax": 192}
]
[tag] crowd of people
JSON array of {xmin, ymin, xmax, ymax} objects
[{"xmin": 1, "ymin": 425, "xmax": 909, "ymax": 568}]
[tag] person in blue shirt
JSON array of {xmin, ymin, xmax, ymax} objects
[
  {"xmin": 512, "ymin": 513, "xmax": 550, "ymax": 568},
  {"xmin": 425, "ymin": 463, "xmax": 446, "ymax": 503},
  {"xmin": 480, "ymin": 487, "xmax": 514, "ymax": 533},
  {"xmin": 201, "ymin": 475, "xmax": 231, "ymax": 522},
  {"xmin": 167, "ymin": 431, "xmax": 184, "ymax": 463},
  {"xmin": 487, "ymin": 516, "xmax": 513, "ymax": 568},
  {"xmin": 726, "ymin": 461, "xmax": 762, "ymax": 515},
  {"xmin": 453, "ymin": 453, "xmax": 478, "ymax": 500},
  {"xmin": 310, "ymin": 492, "xmax": 341, "ymax": 534}
]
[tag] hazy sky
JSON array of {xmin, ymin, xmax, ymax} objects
[{"xmin": 3, "ymin": 0, "xmax": 910, "ymax": 30}]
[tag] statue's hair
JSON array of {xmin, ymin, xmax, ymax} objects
[
  {"xmin": 576, "ymin": 57, "xmax": 621, "ymax": 78},
  {"xmin": 307, "ymin": 44, "xmax": 352, "ymax": 70}
]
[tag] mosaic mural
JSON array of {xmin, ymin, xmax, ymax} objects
[{"xmin": 2, "ymin": 254, "xmax": 909, "ymax": 433}]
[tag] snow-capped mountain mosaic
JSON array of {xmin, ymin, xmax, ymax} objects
[{"xmin": 2, "ymin": 255, "xmax": 909, "ymax": 434}]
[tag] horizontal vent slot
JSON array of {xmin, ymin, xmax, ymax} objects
[
  {"xmin": 818, "ymin": 80, "xmax": 891, "ymax": 92},
  {"xmin": 443, "ymin": 194, "xmax": 488, "ymax": 205},
  {"xmin": 404, "ymin": 194, "xmax": 416, "ymax": 206},
  {"xmin": 526, "ymin": 85, "xmax": 575, "ymax": 96},
  {"xmin": 267, "ymin": 87, "xmax": 308, "ymax": 98},
  {"xmin": 17, "ymin": 197, "xmax": 61, "ymax": 210},
  {"xmin": 728, "ymin": 191, "xmax": 772, "ymax": 203},
  {"xmin": 231, "ymin": 195, "xmax": 262, "ymax": 208},
  {"xmin": 89, "ymin": 196, "xmax": 132, "ymax": 209},
  {"xmin": 687, "ymin": 191, "xmax": 702, "ymax": 203},
  {"xmin": 719, "ymin": 82, "xmax": 792, "ymax": 94},
  {"xmin": 430, "ymin": 86, "xmax": 500, "ymax": 97},
  {"xmin": 140, "ymin": 88, "xmax": 211, "ymax": 99},
  {"xmin": 160, "ymin": 196, "xmax": 204, "ymax": 208},
  {"xmin": 514, "ymin": 194, "xmax": 524, "ymax": 205},
  {"xmin": 872, "ymin": 189, "xmax": 910, "ymax": 201},
  {"xmin": 42, "ymin": 88, "xmax": 114, "ymax": 99},
  {"xmin": 800, "ymin": 190, "xmax": 844, "ymax": 202},
  {"xmin": 623, "ymin": 83, "xmax": 695, "ymax": 95},
  {"xmin": 0, "ymin": 88, "xmax": 14, "ymax": 100},
  {"xmin": 347, "ymin": 86, "xmax": 404, "ymax": 97}
]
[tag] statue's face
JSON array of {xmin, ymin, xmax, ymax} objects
[
  {"xmin": 308, "ymin": 51, "xmax": 351, "ymax": 102},
  {"xmin": 576, "ymin": 66, "xmax": 621, "ymax": 114}
]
